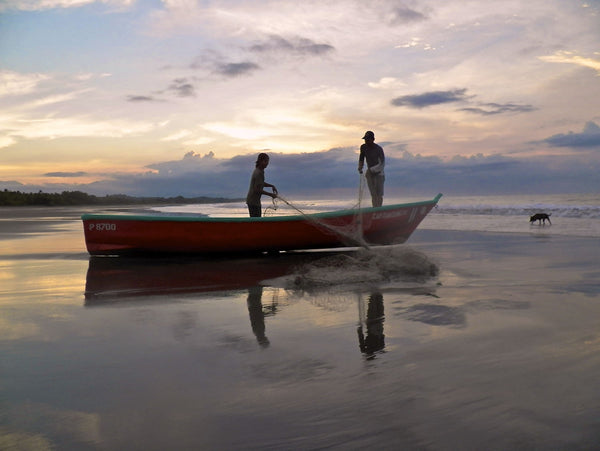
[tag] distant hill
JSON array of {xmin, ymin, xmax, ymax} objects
[{"xmin": 0, "ymin": 190, "xmax": 241, "ymax": 207}]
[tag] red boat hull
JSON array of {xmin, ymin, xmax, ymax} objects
[{"xmin": 81, "ymin": 194, "xmax": 441, "ymax": 255}]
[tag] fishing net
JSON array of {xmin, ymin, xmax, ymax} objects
[
  {"xmin": 284, "ymin": 246, "xmax": 439, "ymax": 293},
  {"xmin": 272, "ymin": 174, "xmax": 371, "ymax": 249}
]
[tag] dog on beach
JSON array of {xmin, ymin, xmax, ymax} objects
[{"xmin": 529, "ymin": 213, "xmax": 552, "ymax": 225}]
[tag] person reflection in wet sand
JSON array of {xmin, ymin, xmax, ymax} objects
[
  {"xmin": 357, "ymin": 292, "xmax": 385, "ymax": 359},
  {"xmin": 247, "ymin": 286, "xmax": 270, "ymax": 347}
]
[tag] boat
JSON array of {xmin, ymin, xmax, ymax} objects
[{"xmin": 81, "ymin": 193, "xmax": 442, "ymax": 256}]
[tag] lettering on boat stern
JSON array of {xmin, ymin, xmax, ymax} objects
[{"xmin": 89, "ymin": 223, "xmax": 117, "ymax": 231}]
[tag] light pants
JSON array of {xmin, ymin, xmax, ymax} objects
[{"xmin": 366, "ymin": 170, "xmax": 385, "ymax": 207}]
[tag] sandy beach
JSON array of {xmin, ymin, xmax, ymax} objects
[{"xmin": 1, "ymin": 206, "xmax": 600, "ymax": 450}]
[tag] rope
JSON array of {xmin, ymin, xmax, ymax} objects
[
  {"xmin": 276, "ymin": 193, "xmax": 371, "ymax": 250},
  {"xmin": 260, "ymin": 173, "xmax": 371, "ymax": 249},
  {"xmin": 262, "ymin": 196, "xmax": 279, "ymax": 216}
]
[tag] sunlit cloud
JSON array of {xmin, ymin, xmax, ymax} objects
[
  {"xmin": 161, "ymin": 129, "xmax": 193, "ymax": 141},
  {"xmin": 5, "ymin": 116, "xmax": 155, "ymax": 141},
  {"xmin": 0, "ymin": 71, "xmax": 49, "ymax": 97},
  {"xmin": 0, "ymin": 135, "xmax": 17, "ymax": 149},
  {"xmin": 367, "ymin": 77, "xmax": 406, "ymax": 90},
  {"xmin": 539, "ymin": 51, "xmax": 600, "ymax": 75},
  {"xmin": 203, "ymin": 122, "xmax": 273, "ymax": 141},
  {"xmin": 28, "ymin": 89, "xmax": 94, "ymax": 108},
  {"xmin": 182, "ymin": 136, "xmax": 214, "ymax": 146},
  {"xmin": 395, "ymin": 37, "xmax": 435, "ymax": 51},
  {"xmin": 161, "ymin": 129, "xmax": 214, "ymax": 146}
]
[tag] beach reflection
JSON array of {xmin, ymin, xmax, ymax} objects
[
  {"xmin": 83, "ymin": 249, "xmax": 442, "ymax": 361},
  {"xmin": 83, "ymin": 252, "xmax": 331, "ymax": 302},
  {"xmin": 357, "ymin": 292, "xmax": 385, "ymax": 359},
  {"xmin": 247, "ymin": 286, "xmax": 271, "ymax": 347}
]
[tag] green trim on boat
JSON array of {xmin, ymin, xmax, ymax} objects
[{"xmin": 81, "ymin": 194, "xmax": 442, "ymax": 223}]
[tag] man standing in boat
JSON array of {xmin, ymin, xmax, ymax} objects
[
  {"xmin": 358, "ymin": 130, "xmax": 385, "ymax": 207},
  {"xmin": 246, "ymin": 152, "xmax": 278, "ymax": 217}
]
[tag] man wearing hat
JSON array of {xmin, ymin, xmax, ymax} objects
[{"xmin": 358, "ymin": 130, "xmax": 385, "ymax": 207}]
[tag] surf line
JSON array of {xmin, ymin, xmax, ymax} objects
[{"xmin": 275, "ymin": 194, "xmax": 371, "ymax": 251}]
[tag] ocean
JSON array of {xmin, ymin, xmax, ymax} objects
[
  {"xmin": 154, "ymin": 192, "xmax": 600, "ymax": 237},
  {"xmin": 1, "ymin": 192, "xmax": 600, "ymax": 450}
]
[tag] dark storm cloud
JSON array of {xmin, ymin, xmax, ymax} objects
[
  {"xmin": 539, "ymin": 121, "xmax": 600, "ymax": 148},
  {"xmin": 28, "ymin": 145, "xmax": 594, "ymax": 199},
  {"xmin": 391, "ymin": 89, "xmax": 470, "ymax": 108},
  {"xmin": 248, "ymin": 35, "xmax": 335, "ymax": 57},
  {"xmin": 461, "ymin": 103, "xmax": 536, "ymax": 115},
  {"xmin": 43, "ymin": 171, "xmax": 87, "ymax": 177},
  {"xmin": 4, "ymin": 148, "xmax": 599, "ymax": 197}
]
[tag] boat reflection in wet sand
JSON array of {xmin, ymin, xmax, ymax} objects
[{"xmin": 84, "ymin": 252, "xmax": 342, "ymax": 303}]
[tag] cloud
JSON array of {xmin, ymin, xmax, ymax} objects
[
  {"xmin": 0, "ymin": 70, "xmax": 49, "ymax": 97},
  {"xmin": 391, "ymin": 89, "xmax": 470, "ymax": 108},
  {"xmin": 43, "ymin": 171, "xmax": 88, "ymax": 177},
  {"xmin": 189, "ymin": 50, "xmax": 261, "ymax": 79},
  {"xmin": 388, "ymin": 6, "xmax": 428, "ymax": 25},
  {"xmin": 126, "ymin": 95, "xmax": 159, "ymax": 102},
  {"xmin": 248, "ymin": 35, "xmax": 334, "ymax": 57},
  {"xmin": 167, "ymin": 78, "xmax": 196, "ymax": 97},
  {"xmin": 0, "ymin": 0, "xmax": 134, "ymax": 12},
  {"xmin": 7, "ymin": 147, "xmax": 597, "ymax": 198},
  {"xmin": 215, "ymin": 62, "xmax": 261, "ymax": 78},
  {"xmin": 395, "ymin": 37, "xmax": 435, "ymax": 51},
  {"xmin": 460, "ymin": 103, "xmax": 536, "ymax": 115},
  {"xmin": 2, "ymin": 116, "xmax": 154, "ymax": 141},
  {"xmin": 391, "ymin": 90, "xmax": 536, "ymax": 116},
  {"xmin": 187, "ymin": 34, "xmax": 331, "ymax": 81},
  {"xmin": 540, "ymin": 121, "xmax": 600, "ymax": 148},
  {"xmin": 540, "ymin": 51, "xmax": 600, "ymax": 75}
]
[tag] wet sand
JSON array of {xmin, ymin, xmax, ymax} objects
[{"xmin": 1, "ymin": 208, "xmax": 599, "ymax": 450}]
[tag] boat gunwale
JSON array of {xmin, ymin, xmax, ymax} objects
[{"xmin": 81, "ymin": 193, "xmax": 442, "ymax": 223}]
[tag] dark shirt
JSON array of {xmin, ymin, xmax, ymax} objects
[
  {"xmin": 359, "ymin": 142, "xmax": 385, "ymax": 170},
  {"xmin": 246, "ymin": 167, "xmax": 265, "ymax": 206}
]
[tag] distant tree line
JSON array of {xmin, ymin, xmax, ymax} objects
[{"xmin": 0, "ymin": 190, "xmax": 240, "ymax": 207}]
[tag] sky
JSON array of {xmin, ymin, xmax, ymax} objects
[{"xmin": 1, "ymin": 0, "xmax": 599, "ymax": 199}]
